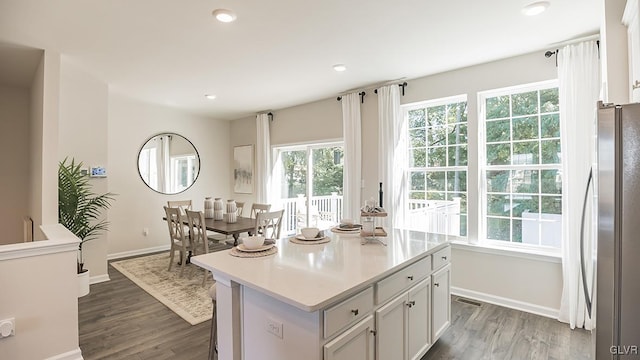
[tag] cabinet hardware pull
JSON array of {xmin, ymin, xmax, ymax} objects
[
  {"xmin": 407, "ymin": 275, "xmax": 414, "ymax": 280},
  {"xmin": 434, "ymin": 283, "xmax": 440, "ymax": 287},
  {"xmin": 351, "ymin": 309, "xmax": 359, "ymax": 316},
  {"xmin": 442, "ymin": 256, "xmax": 447, "ymax": 260},
  {"xmin": 634, "ymin": 80, "xmax": 640, "ymax": 90},
  {"xmin": 406, "ymin": 303, "xmax": 412, "ymax": 308},
  {"xmin": 370, "ymin": 330, "xmax": 376, "ymax": 336}
]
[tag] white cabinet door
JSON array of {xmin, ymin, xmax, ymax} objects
[
  {"xmin": 624, "ymin": 0, "xmax": 640, "ymax": 102},
  {"xmin": 375, "ymin": 293, "xmax": 407, "ymax": 360},
  {"xmin": 408, "ymin": 279, "xmax": 431, "ymax": 360},
  {"xmin": 431, "ymin": 264, "xmax": 451, "ymax": 342},
  {"xmin": 324, "ymin": 315, "xmax": 375, "ymax": 360}
]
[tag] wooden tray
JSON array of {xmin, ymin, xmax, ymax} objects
[
  {"xmin": 360, "ymin": 211, "xmax": 387, "ymax": 217},
  {"xmin": 360, "ymin": 227, "xmax": 387, "ymax": 237}
]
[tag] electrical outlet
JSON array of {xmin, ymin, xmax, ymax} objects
[
  {"xmin": 0, "ymin": 318, "xmax": 15, "ymax": 338},
  {"xmin": 266, "ymin": 318, "xmax": 283, "ymax": 338},
  {"xmin": 143, "ymin": 228, "xmax": 149, "ymax": 236}
]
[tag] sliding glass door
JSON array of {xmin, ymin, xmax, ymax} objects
[{"xmin": 274, "ymin": 142, "xmax": 344, "ymax": 235}]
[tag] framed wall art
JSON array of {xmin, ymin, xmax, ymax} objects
[{"xmin": 233, "ymin": 144, "xmax": 254, "ymax": 194}]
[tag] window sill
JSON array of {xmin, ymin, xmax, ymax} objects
[{"xmin": 450, "ymin": 240, "xmax": 562, "ymax": 264}]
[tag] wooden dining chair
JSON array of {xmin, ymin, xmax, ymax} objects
[
  {"xmin": 255, "ymin": 209, "xmax": 284, "ymax": 240},
  {"xmin": 235, "ymin": 201, "xmax": 245, "ymax": 217},
  {"xmin": 164, "ymin": 206, "xmax": 192, "ymax": 277},
  {"xmin": 250, "ymin": 203, "xmax": 271, "ymax": 218},
  {"xmin": 167, "ymin": 200, "xmax": 192, "ymax": 214},
  {"xmin": 185, "ymin": 209, "xmax": 211, "ymax": 284}
]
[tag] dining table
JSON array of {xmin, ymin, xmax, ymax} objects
[{"xmin": 202, "ymin": 216, "xmax": 256, "ymax": 246}]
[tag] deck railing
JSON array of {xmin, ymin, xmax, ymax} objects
[
  {"xmin": 406, "ymin": 198, "xmax": 461, "ymax": 235},
  {"xmin": 279, "ymin": 193, "xmax": 343, "ymax": 235}
]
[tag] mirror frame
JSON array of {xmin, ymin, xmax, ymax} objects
[{"xmin": 137, "ymin": 132, "xmax": 201, "ymax": 195}]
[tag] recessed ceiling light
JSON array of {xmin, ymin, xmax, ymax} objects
[
  {"xmin": 522, "ymin": 1, "xmax": 550, "ymax": 16},
  {"xmin": 333, "ymin": 64, "xmax": 347, "ymax": 72},
  {"xmin": 205, "ymin": 94, "xmax": 217, "ymax": 100},
  {"xmin": 212, "ymin": 9, "xmax": 237, "ymax": 23}
]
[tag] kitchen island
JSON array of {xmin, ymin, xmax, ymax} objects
[{"xmin": 192, "ymin": 228, "xmax": 454, "ymax": 360}]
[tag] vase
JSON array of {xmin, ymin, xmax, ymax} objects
[
  {"xmin": 214, "ymin": 198, "xmax": 224, "ymax": 220},
  {"xmin": 226, "ymin": 199, "xmax": 237, "ymax": 223},
  {"xmin": 204, "ymin": 197, "xmax": 214, "ymax": 218}
]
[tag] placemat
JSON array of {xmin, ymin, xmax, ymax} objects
[
  {"xmin": 289, "ymin": 236, "xmax": 331, "ymax": 245},
  {"xmin": 229, "ymin": 246, "xmax": 278, "ymax": 258}
]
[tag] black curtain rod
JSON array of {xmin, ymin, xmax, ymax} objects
[
  {"xmin": 268, "ymin": 112, "xmax": 273, "ymax": 121},
  {"xmin": 373, "ymin": 82, "xmax": 408, "ymax": 96},
  {"xmin": 336, "ymin": 91, "xmax": 366, "ymax": 104},
  {"xmin": 544, "ymin": 39, "xmax": 601, "ymax": 67}
]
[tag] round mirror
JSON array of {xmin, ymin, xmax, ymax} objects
[{"xmin": 137, "ymin": 133, "xmax": 200, "ymax": 194}]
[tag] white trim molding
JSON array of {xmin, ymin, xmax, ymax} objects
[
  {"xmin": 452, "ymin": 286, "xmax": 560, "ymax": 319},
  {"xmin": 45, "ymin": 348, "xmax": 84, "ymax": 360},
  {"xmin": 107, "ymin": 244, "xmax": 169, "ymax": 261},
  {"xmin": 90, "ymin": 273, "xmax": 110, "ymax": 284},
  {"xmin": 0, "ymin": 224, "xmax": 79, "ymax": 261},
  {"xmin": 451, "ymin": 240, "xmax": 561, "ymax": 264}
]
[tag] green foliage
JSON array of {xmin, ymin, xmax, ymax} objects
[
  {"xmin": 280, "ymin": 147, "xmax": 344, "ymax": 198},
  {"xmin": 58, "ymin": 158, "xmax": 115, "ymax": 272}
]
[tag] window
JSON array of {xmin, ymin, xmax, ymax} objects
[
  {"xmin": 404, "ymin": 96, "xmax": 468, "ymax": 236},
  {"xmin": 480, "ymin": 81, "xmax": 561, "ymax": 248}
]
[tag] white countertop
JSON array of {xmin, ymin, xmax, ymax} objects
[{"xmin": 191, "ymin": 228, "xmax": 454, "ymax": 312}]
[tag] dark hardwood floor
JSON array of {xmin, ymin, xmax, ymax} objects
[{"xmin": 79, "ymin": 263, "xmax": 592, "ymax": 360}]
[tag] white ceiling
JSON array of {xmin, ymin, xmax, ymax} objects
[{"xmin": 0, "ymin": 0, "xmax": 601, "ymax": 120}]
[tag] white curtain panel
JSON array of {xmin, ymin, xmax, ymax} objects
[
  {"xmin": 256, "ymin": 113, "xmax": 271, "ymax": 204},
  {"xmin": 377, "ymin": 85, "xmax": 407, "ymax": 228},
  {"xmin": 157, "ymin": 135, "xmax": 171, "ymax": 193},
  {"xmin": 342, "ymin": 92, "xmax": 362, "ymax": 220},
  {"xmin": 557, "ymin": 40, "xmax": 600, "ymax": 330}
]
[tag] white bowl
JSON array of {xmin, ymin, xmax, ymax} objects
[
  {"xmin": 242, "ymin": 235, "xmax": 265, "ymax": 250},
  {"xmin": 340, "ymin": 218, "xmax": 354, "ymax": 226},
  {"xmin": 300, "ymin": 227, "xmax": 320, "ymax": 239}
]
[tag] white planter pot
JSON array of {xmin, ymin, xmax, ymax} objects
[{"xmin": 78, "ymin": 269, "xmax": 90, "ymax": 297}]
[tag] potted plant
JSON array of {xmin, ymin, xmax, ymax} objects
[{"xmin": 58, "ymin": 158, "xmax": 114, "ymax": 296}]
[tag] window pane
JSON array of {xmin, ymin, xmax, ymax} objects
[
  {"xmin": 410, "ymin": 128, "xmax": 426, "ymax": 148},
  {"xmin": 540, "ymin": 88, "xmax": 559, "ymax": 113},
  {"xmin": 541, "ymin": 196, "xmax": 562, "ymax": 214},
  {"xmin": 447, "ymin": 145, "xmax": 468, "ymax": 166},
  {"xmin": 447, "ymin": 102, "xmax": 467, "ymax": 124},
  {"xmin": 410, "ymin": 171, "xmax": 425, "ymax": 190},
  {"xmin": 486, "ymin": 96, "xmax": 509, "ymax": 119},
  {"xmin": 409, "ymin": 148, "xmax": 426, "ymax": 167},
  {"xmin": 487, "ymin": 170, "xmax": 510, "ymax": 193},
  {"xmin": 541, "ymin": 114, "xmax": 560, "ymax": 138},
  {"xmin": 521, "ymin": 218, "xmax": 540, "ymax": 245},
  {"xmin": 541, "ymin": 218, "xmax": 562, "ymax": 247},
  {"xmin": 513, "ymin": 141, "xmax": 539, "ymax": 165},
  {"xmin": 512, "ymin": 91, "xmax": 538, "ymax": 116},
  {"xmin": 447, "ymin": 171, "xmax": 467, "ymax": 192},
  {"xmin": 448, "ymin": 123, "xmax": 468, "ymax": 145},
  {"xmin": 409, "ymin": 108, "xmax": 426, "ymax": 128},
  {"xmin": 541, "ymin": 139, "xmax": 561, "ymax": 164},
  {"xmin": 512, "ymin": 170, "xmax": 539, "ymax": 193},
  {"xmin": 426, "ymin": 171, "xmax": 446, "ymax": 191},
  {"xmin": 428, "ymin": 147, "xmax": 446, "ymax": 167},
  {"xmin": 487, "ymin": 194, "xmax": 510, "ymax": 216},
  {"xmin": 513, "ymin": 116, "xmax": 539, "ymax": 141},
  {"xmin": 427, "ymin": 105, "xmax": 446, "ymax": 126},
  {"xmin": 486, "ymin": 143, "xmax": 511, "ymax": 165},
  {"xmin": 448, "ymin": 192, "xmax": 467, "ymax": 213},
  {"xmin": 486, "ymin": 119, "xmax": 510, "ymax": 142},
  {"xmin": 460, "ymin": 215, "xmax": 468, "ymax": 237},
  {"xmin": 512, "ymin": 219, "xmax": 523, "ymax": 243},
  {"xmin": 541, "ymin": 169, "xmax": 561, "ymax": 194},
  {"xmin": 487, "ymin": 217, "xmax": 510, "ymax": 241},
  {"xmin": 409, "ymin": 192, "xmax": 425, "ymax": 200},
  {"xmin": 512, "ymin": 195, "xmax": 539, "ymax": 218},
  {"xmin": 427, "ymin": 192, "xmax": 445, "ymax": 200},
  {"xmin": 428, "ymin": 126, "xmax": 447, "ymax": 147}
]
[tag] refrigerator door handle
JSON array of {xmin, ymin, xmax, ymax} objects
[{"xmin": 580, "ymin": 167, "xmax": 593, "ymax": 317}]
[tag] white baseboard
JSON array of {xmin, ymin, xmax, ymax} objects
[
  {"xmin": 90, "ymin": 273, "xmax": 110, "ymax": 284},
  {"xmin": 451, "ymin": 286, "xmax": 559, "ymax": 319},
  {"xmin": 45, "ymin": 348, "xmax": 84, "ymax": 360},
  {"xmin": 107, "ymin": 245, "xmax": 169, "ymax": 261}
]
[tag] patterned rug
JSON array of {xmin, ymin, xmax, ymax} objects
[{"xmin": 110, "ymin": 243, "xmax": 231, "ymax": 325}]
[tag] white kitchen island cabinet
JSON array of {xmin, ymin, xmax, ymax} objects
[{"xmin": 191, "ymin": 229, "xmax": 455, "ymax": 360}]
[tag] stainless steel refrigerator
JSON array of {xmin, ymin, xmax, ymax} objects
[{"xmin": 591, "ymin": 101, "xmax": 640, "ymax": 359}]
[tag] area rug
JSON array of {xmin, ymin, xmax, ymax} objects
[{"xmin": 110, "ymin": 243, "xmax": 231, "ymax": 325}]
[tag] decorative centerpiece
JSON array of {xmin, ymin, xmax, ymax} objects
[
  {"xmin": 226, "ymin": 199, "xmax": 237, "ymax": 223},
  {"xmin": 204, "ymin": 197, "xmax": 214, "ymax": 218},
  {"xmin": 214, "ymin": 197, "xmax": 224, "ymax": 220}
]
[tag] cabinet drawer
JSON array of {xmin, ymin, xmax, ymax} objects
[
  {"xmin": 324, "ymin": 287, "xmax": 374, "ymax": 339},
  {"xmin": 376, "ymin": 256, "xmax": 431, "ymax": 305},
  {"xmin": 432, "ymin": 246, "xmax": 451, "ymax": 271}
]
